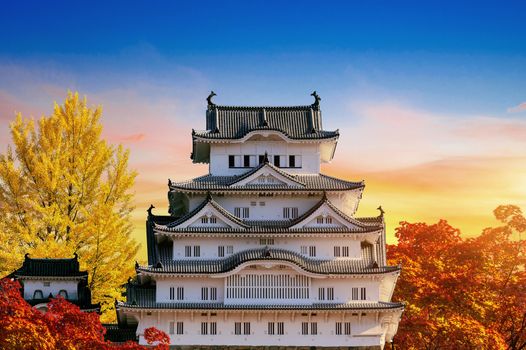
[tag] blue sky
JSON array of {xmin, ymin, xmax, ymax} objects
[{"xmin": 1, "ymin": 1, "xmax": 525, "ymax": 254}]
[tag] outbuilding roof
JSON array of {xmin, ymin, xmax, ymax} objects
[{"xmin": 12, "ymin": 254, "xmax": 88, "ymax": 278}]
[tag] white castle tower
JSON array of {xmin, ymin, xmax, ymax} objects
[{"xmin": 116, "ymin": 92, "xmax": 403, "ymax": 349}]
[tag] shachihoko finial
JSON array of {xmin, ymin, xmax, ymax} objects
[
  {"xmin": 147, "ymin": 204, "xmax": 155, "ymax": 217},
  {"xmin": 377, "ymin": 205, "xmax": 385, "ymax": 217},
  {"xmin": 311, "ymin": 91, "xmax": 321, "ymax": 108},
  {"xmin": 263, "ymin": 152, "xmax": 269, "ymax": 164},
  {"xmin": 207, "ymin": 91, "xmax": 217, "ymax": 107}
]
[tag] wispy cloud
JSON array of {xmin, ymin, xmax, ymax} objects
[{"xmin": 507, "ymin": 102, "xmax": 526, "ymax": 113}]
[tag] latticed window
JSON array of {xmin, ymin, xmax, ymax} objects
[
  {"xmin": 218, "ymin": 246, "xmax": 225, "ymax": 257},
  {"xmin": 345, "ymin": 322, "xmax": 351, "ymax": 335},
  {"xmin": 301, "ymin": 322, "xmax": 309, "ymax": 335},
  {"xmin": 327, "ymin": 287, "xmax": 334, "ymax": 300},
  {"xmin": 334, "ymin": 246, "xmax": 341, "ymax": 257},
  {"xmin": 361, "ymin": 287, "xmax": 367, "ymax": 300},
  {"xmin": 336, "ymin": 322, "xmax": 342, "ymax": 335},
  {"xmin": 210, "ymin": 322, "xmax": 217, "ymax": 335},
  {"xmin": 311, "ymin": 322, "xmax": 318, "ymax": 335},
  {"xmin": 226, "ymin": 274, "xmax": 310, "ymax": 300},
  {"xmin": 176, "ymin": 287, "xmax": 184, "ymax": 300},
  {"xmin": 243, "ymin": 322, "xmax": 251, "ymax": 335},
  {"xmin": 277, "ymin": 322, "xmax": 284, "ymax": 335},
  {"xmin": 234, "ymin": 322, "xmax": 242, "ymax": 335},
  {"xmin": 210, "ymin": 216, "xmax": 217, "ymax": 224},
  {"xmin": 342, "ymin": 246, "xmax": 349, "ymax": 257},
  {"xmin": 201, "ymin": 322, "xmax": 208, "ymax": 335},
  {"xmin": 268, "ymin": 322, "xmax": 275, "ymax": 335}
]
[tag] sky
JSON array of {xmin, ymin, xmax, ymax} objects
[{"xmin": 1, "ymin": 1, "xmax": 525, "ymax": 260}]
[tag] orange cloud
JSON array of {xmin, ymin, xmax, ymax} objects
[{"xmin": 507, "ymin": 102, "xmax": 526, "ymax": 113}]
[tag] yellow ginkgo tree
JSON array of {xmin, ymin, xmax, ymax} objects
[{"xmin": 0, "ymin": 91, "xmax": 139, "ymax": 321}]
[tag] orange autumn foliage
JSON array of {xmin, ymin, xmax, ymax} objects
[
  {"xmin": 388, "ymin": 205, "xmax": 526, "ymax": 349},
  {"xmin": 0, "ymin": 278, "xmax": 169, "ymax": 350}
]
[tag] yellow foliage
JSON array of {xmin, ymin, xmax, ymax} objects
[{"xmin": 0, "ymin": 92, "xmax": 139, "ymax": 322}]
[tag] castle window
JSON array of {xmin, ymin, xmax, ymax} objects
[
  {"xmin": 169, "ymin": 287, "xmax": 175, "ymax": 300},
  {"xmin": 43, "ymin": 282, "xmax": 51, "ymax": 287},
  {"xmin": 336, "ymin": 322, "xmax": 342, "ymax": 335},
  {"xmin": 33, "ymin": 290, "xmax": 43, "ymax": 299},
  {"xmin": 283, "ymin": 207, "xmax": 298, "ymax": 219},
  {"xmin": 258, "ymin": 155, "xmax": 265, "ymax": 164},
  {"xmin": 169, "ymin": 322, "xmax": 175, "ymax": 334},
  {"xmin": 311, "ymin": 322, "xmax": 318, "ymax": 335},
  {"xmin": 259, "ymin": 201, "xmax": 265, "ymax": 206},
  {"xmin": 361, "ymin": 287, "xmax": 366, "ymax": 300},
  {"xmin": 218, "ymin": 246, "xmax": 225, "ymax": 257},
  {"xmin": 301, "ymin": 246, "xmax": 308, "ymax": 254},
  {"xmin": 210, "ymin": 216, "xmax": 217, "ymax": 224},
  {"xmin": 243, "ymin": 322, "xmax": 251, "ymax": 335},
  {"xmin": 268, "ymin": 322, "xmax": 275, "ymax": 335},
  {"xmin": 244, "ymin": 155, "xmax": 250, "ymax": 167},
  {"xmin": 226, "ymin": 245, "xmax": 233, "ymax": 254},
  {"xmin": 235, "ymin": 322, "xmax": 242, "ymax": 335},
  {"xmin": 234, "ymin": 207, "xmax": 249, "ymax": 218},
  {"xmin": 177, "ymin": 287, "xmax": 184, "ymax": 300},
  {"xmin": 277, "ymin": 322, "xmax": 284, "ymax": 335},
  {"xmin": 301, "ymin": 322, "xmax": 308, "ymax": 335},
  {"xmin": 342, "ymin": 246, "xmax": 349, "ymax": 257},
  {"xmin": 317, "ymin": 217, "xmax": 323, "ymax": 224},
  {"xmin": 309, "ymin": 246, "xmax": 316, "ymax": 257},
  {"xmin": 185, "ymin": 246, "xmax": 191, "ymax": 257},
  {"xmin": 318, "ymin": 287, "xmax": 325, "ymax": 300},
  {"xmin": 273, "ymin": 155, "xmax": 280, "ymax": 167},
  {"xmin": 193, "ymin": 245, "xmax": 201, "ymax": 257},
  {"xmin": 210, "ymin": 322, "xmax": 217, "ymax": 335},
  {"xmin": 259, "ymin": 238, "xmax": 274, "ymax": 245},
  {"xmin": 176, "ymin": 322, "xmax": 184, "ymax": 334},
  {"xmin": 345, "ymin": 322, "xmax": 351, "ymax": 335},
  {"xmin": 334, "ymin": 246, "xmax": 341, "ymax": 257},
  {"xmin": 325, "ymin": 217, "xmax": 333, "ymax": 224},
  {"xmin": 201, "ymin": 217, "xmax": 208, "ymax": 224},
  {"xmin": 327, "ymin": 287, "xmax": 334, "ymax": 300},
  {"xmin": 58, "ymin": 290, "xmax": 68, "ymax": 298},
  {"xmin": 289, "ymin": 155, "xmax": 296, "ymax": 168},
  {"xmin": 201, "ymin": 322, "xmax": 208, "ymax": 335}
]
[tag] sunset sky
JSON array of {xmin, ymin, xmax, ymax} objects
[{"xmin": 1, "ymin": 1, "xmax": 525, "ymax": 260}]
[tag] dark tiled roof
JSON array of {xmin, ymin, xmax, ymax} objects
[
  {"xmin": 120, "ymin": 284, "xmax": 403, "ymax": 311},
  {"xmin": 13, "ymin": 254, "xmax": 87, "ymax": 278},
  {"xmin": 156, "ymin": 194, "xmax": 382, "ymax": 234},
  {"xmin": 194, "ymin": 104, "xmax": 338, "ymax": 141},
  {"xmin": 169, "ymin": 169, "xmax": 364, "ymax": 192},
  {"xmin": 137, "ymin": 247, "xmax": 399, "ymax": 275},
  {"xmin": 165, "ymin": 193, "xmax": 248, "ymax": 229}
]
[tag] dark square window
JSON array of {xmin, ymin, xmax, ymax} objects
[
  {"xmin": 289, "ymin": 155, "xmax": 295, "ymax": 167},
  {"xmin": 259, "ymin": 155, "xmax": 265, "ymax": 164},
  {"xmin": 244, "ymin": 155, "xmax": 250, "ymax": 167},
  {"xmin": 274, "ymin": 155, "xmax": 280, "ymax": 167},
  {"xmin": 229, "ymin": 155, "xmax": 235, "ymax": 168}
]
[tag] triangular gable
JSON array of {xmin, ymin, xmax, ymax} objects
[
  {"xmin": 230, "ymin": 163, "xmax": 305, "ymax": 188},
  {"xmin": 289, "ymin": 199, "xmax": 368, "ymax": 230},
  {"xmin": 165, "ymin": 196, "xmax": 248, "ymax": 230}
]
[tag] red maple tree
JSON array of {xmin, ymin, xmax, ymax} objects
[
  {"xmin": 388, "ymin": 205, "xmax": 526, "ymax": 349},
  {"xmin": 0, "ymin": 278, "xmax": 169, "ymax": 350}
]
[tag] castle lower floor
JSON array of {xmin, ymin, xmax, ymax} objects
[{"xmin": 119, "ymin": 308, "xmax": 401, "ymax": 349}]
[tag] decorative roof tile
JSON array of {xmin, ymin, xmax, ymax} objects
[
  {"xmin": 194, "ymin": 103, "xmax": 338, "ymax": 141},
  {"xmin": 137, "ymin": 247, "xmax": 399, "ymax": 275},
  {"xmin": 169, "ymin": 171, "xmax": 364, "ymax": 192}
]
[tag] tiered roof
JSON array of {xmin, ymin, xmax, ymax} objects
[
  {"xmin": 156, "ymin": 193, "xmax": 382, "ymax": 235},
  {"xmin": 136, "ymin": 246, "xmax": 400, "ymax": 276},
  {"xmin": 169, "ymin": 161, "xmax": 364, "ymax": 193}
]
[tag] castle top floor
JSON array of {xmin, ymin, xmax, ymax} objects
[{"xmin": 191, "ymin": 92, "xmax": 340, "ymax": 176}]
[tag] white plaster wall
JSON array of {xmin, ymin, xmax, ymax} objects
[
  {"xmin": 172, "ymin": 237, "xmax": 363, "ymax": 260},
  {"xmin": 22, "ymin": 279, "xmax": 78, "ymax": 300},
  {"xmin": 310, "ymin": 278, "xmax": 380, "ymax": 303},
  {"xmin": 156, "ymin": 277, "xmax": 224, "ymax": 303},
  {"xmin": 132, "ymin": 310, "xmax": 388, "ymax": 348},
  {"xmin": 209, "ymin": 142, "xmax": 321, "ymax": 175},
  {"xmin": 154, "ymin": 268, "xmax": 383, "ymax": 306}
]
